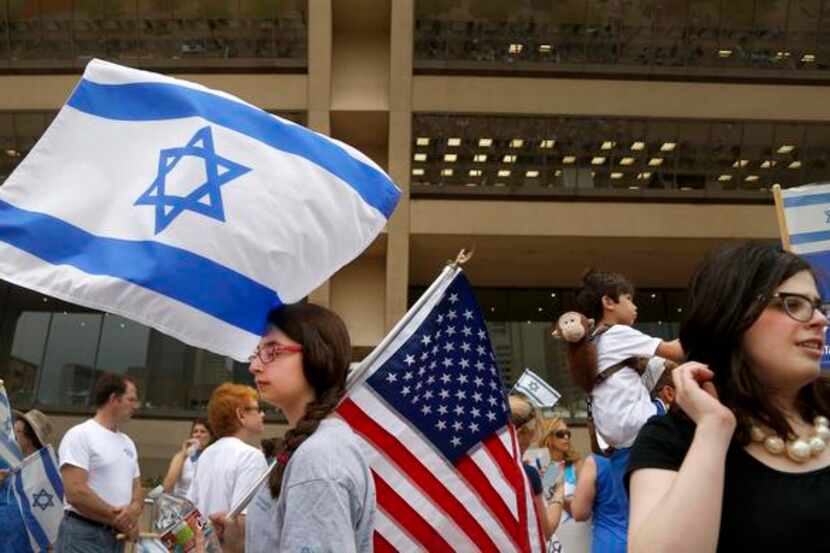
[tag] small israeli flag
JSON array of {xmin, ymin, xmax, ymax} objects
[
  {"xmin": 778, "ymin": 183, "xmax": 830, "ymax": 369},
  {"xmin": 0, "ymin": 59, "xmax": 400, "ymax": 361},
  {"xmin": 512, "ymin": 369, "xmax": 561, "ymax": 408},
  {"xmin": 0, "ymin": 380, "xmax": 23, "ymax": 467},
  {"xmin": 11, "ymin": 445, "xmax": 65, "ymax": 551}
]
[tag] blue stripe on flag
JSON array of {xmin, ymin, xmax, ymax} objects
[
  {"xmin": 0, "ymin": 199, "xmax": 280, "ymax": 335},
  {"xmin": 0, "ymin": 430, "xmax": 23, "ymax": 465},
  {"xmin": 38, "ymin": 449, "xmax": 64, "ymax": 501},
  {"xmin": 14, "ymin": 470, "xmax": 50, "ymax": 551},
  {"xmin": 790, "ymin": 230, "xmax": 830, "ymax": 246},
  {"xmin": 783, "ymin": 193, "xmax": 830, "ymax": 208},
  {"xmin": 66, "ymin": 79, "xmax": 399, "ymax": 220}
]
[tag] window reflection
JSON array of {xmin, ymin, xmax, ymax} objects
[
  {"xmin": 0, "ymin": 0, "xmax": 307, "ymax": 71},
  {"xmin": 0, "ymin": 283, "xmax": 276, "ymax": 417},
  {"xmin": 414, "ymin": 0, "xmax": 830, "ymax": 78},
  {"xmin": 38, "ymin": 312, "xmax": 102, "ymax": 407},
  {"xmin": 411, "ymin": 113, "xmax": 830, "ymax": 195}
]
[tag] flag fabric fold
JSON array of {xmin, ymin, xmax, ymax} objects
[
  {"xmin": 512, "ymin": 369, "xmax": 561, "ymax": 409},
  {"xmin": 11, "ymin": 445, "xmax": 65, "ymax": 551},
  {"xmin": 0, "ymin": 58, "xmax": 400, "ymax": 361},
  {"xmin": 0, "ymin": 380, "xmax": 23, "ymax": 467},
  {"xmin": 338, "ymin": 268, "xmax": 545, "ymax": 552}
]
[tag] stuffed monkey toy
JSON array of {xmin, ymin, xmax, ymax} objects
[{"xmin": 552, "ymin": 311, "xmax": 598, "ymax": 394}]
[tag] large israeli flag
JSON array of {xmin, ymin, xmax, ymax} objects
[
  {"xmin": 11, "ymin": 445, "xmax": 65, "ymax": 551},
  {"xmin": 780, "ymin": 182, "xmax": 830, "ymax": 368},
  {"xmin": 0, "ymin": 59, "xmax": 400, "ymax": 360},
  {"xmin": 0, "ymin": 380, "xmax": 23, "ymax": 467}
]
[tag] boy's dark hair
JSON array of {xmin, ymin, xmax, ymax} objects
[
  {"xmin": 576, "ymin": 269, "xmax": 635, "ymax": 320},
  {"xmin": 91, "ymin": 373, "xmax": 136, "ymax": 409},
  {"xmin": 680, "ymin": 242, "xmax": 830, "ymax": 445}
]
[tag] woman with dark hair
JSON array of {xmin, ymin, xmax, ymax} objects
[
  {"xmin": 162, "ymin": 419, "xmax": 213, "ymax": 497},
  {"xmin": 627, "ymin": 243, "xmax": 830, "ymax": 552},
  {"xmin": 210, "ymin": 303, "xmax": 375, "ymax": 553}
]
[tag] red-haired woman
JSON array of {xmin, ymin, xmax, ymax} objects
[{"xmin": 187, "ymin": 384, "xmax": 266, "ymax": 525}]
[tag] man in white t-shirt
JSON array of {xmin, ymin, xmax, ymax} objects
[
  {"xmin": 188, "ymin": 383, "xmax": 267, "ymax": 521},
  {"xmin": 55, "ymin": 373, "xmax": 143, "ymax": 553}
]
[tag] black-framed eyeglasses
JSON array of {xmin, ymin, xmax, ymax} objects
[
  {"xmin": 769, "ymin": 292, "xmax": 830, "ymax": 323},
  {"xmin": 248, "ymin": 343, "xmax": 303, "ymax": 364},
  {"xmin": 553, "ymin": 430, "xmax": 571, "ymax": 439}
]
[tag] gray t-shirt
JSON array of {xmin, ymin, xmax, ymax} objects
[{"xmin": 245, "ymin": 418, "xmax": 376, "ymax": 553}]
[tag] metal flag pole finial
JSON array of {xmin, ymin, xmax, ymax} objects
[{"xmin": 452, "ymin": 247, "xmax": 475, "ymax": 267}]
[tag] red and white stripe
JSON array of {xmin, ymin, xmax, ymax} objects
[{"xmin": 338, "ymin": 387, "xmax": 545, "ymax": 553}]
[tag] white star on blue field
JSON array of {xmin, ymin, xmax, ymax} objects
[{"xmin": 135, "ymin": 126, "xmax": 251, "ymax": 234}]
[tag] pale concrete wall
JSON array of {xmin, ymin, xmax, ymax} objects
[
  {"xmin": 413, "ymin": 75, "xmax": 830, "ymax": 122},
  {"xmin": 331, "ymin": 254, "xmax": 387, "ymax": 348},
  {"xmin": 0, "ymin": 74, "xmax": 308, "ymax": 111}
]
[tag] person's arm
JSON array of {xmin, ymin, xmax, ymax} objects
[
  {"xmin": 113, "ymin": 477, "xmax": 145, "ymax": 541},
  {"xmin": 570, "ymin": 456, "xmax": 596, "ymax": 522},
  {"xmin": 61, "ymin": 465, "xmax": 120, "ymax": 524},
  {"xmin": 628, "ymin": 362, "xmax": 736, "ymax": 553},
  {"xmin": 542, "ymin": 482, "xmax": 565, "ymax": 538},
  {"xmin": 655, "ymin": 339, "xmax": 685, "ymax": 363},
  {"xmin": 162, "ymin": 439, "xmax": 195, "ymax": 493}
]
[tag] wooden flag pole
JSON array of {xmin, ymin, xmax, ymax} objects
[{"xmin": 772, "ymin": 184, "xmax": 792, "ymax": 252}]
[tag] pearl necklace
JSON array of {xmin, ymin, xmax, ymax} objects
[{"xmin": 750, "ymin": 416, "xmax": 830, "ymax": 463}]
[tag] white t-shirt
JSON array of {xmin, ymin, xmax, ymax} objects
[
  {"xmin": 592, "ymin": 325, "xmax": 661, "ymax": 449},
  {"xmin": 188, "ymin": 436, "xmax": 267, "ymax": 517},
  {"xmin": 58, "ymin": 418, "xmax": 140, "ymax": 513},
  {"xmin": 172, "ymin": 455, "xmax": 197, "ymax": 498}
]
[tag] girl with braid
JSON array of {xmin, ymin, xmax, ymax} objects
[{"xmin": 209, "ymin": 303, "xmax": 376, "ymax": 553}]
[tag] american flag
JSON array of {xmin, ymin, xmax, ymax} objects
[{"xmin": 338, "ymin": 268, "xmax": 545, "ymax": 552}]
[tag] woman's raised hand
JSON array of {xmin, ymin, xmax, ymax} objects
[{"xmin": 672, "ymin": 362, "xmax": 736, "ymax": 431}]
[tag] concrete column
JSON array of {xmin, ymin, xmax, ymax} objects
[
  {"xmin": 385, "ymin": 0, "xmax": 414, "ymax": 331},
  {"xmin": 306, "ymin": 0, "xmax": 333, "ymax": 308}
]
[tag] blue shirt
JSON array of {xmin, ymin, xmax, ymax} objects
[
  {"xmin": 591, "ymin": 452, "xmax": 629, "ymax": 553},
  {"xmin": 0, "ymin": 456, "xmax": 35, "ymax": 553}
]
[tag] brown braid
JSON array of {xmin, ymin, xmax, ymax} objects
[
  {"xmin": 268, "ymin": 387, "xmax": 344, "ymax": 497},
  {"xmin": 262, "ymin": 303, "xmax": 352, "ymax": 499}
]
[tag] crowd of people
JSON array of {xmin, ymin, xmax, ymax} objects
[{"xmin": 3, "ymin": 241, "xmax": 830, "ymax": 553}]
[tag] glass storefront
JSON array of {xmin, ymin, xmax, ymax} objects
[{"xmin": 0, "ymin": 280, "xmax": 264, "ymax": 417}]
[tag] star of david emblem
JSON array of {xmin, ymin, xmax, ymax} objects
[
  {"xmin": 32, "ymin": 489, "xmax": 55, "ymax": 511},
  {"xmin": 135, "ymin": 126, "xmax": 251, "ymax": 234}
]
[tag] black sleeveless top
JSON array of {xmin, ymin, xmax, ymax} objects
[{"xmin": 626, "ymin": 412, "xmax": 830, "ymax": 552}]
